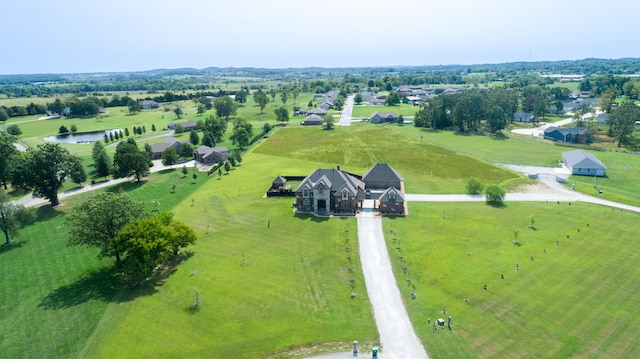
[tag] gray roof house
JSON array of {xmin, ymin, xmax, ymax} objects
[
  {"xmin": 378, "ymin": 187, "xmax": 405, "ymax": 215},
  {"xmin": 295, "ymin": 167, "xmax": 365, "ymax": 214},
  {"xmin": 151, "ymin": 137, "xmax": 181, "ymax": 160},
  {"xmin": 307, "ymin": 108, "xmax": 328, "ymax": 116},
  {"xmin": 301, "ymin": 114, "xmax": 324, "ymax": 126},
  {"xmin": 370, "ymin": 111, "xmax": 399, "ymax": 124},
  {"xmin": 294, "ymin": 163, "xmax": 405, "ymax": 216},
  {"xmin": 513, "ymin": 111, "xmax": 534, "ymax": 122},
  {"xmin": 544, "ymin": 126, "xmax": 587, "ymax": 143},
  {"xmin": 362, "ymin": 163, "xmax": 402, "ymax": 190},
  {"xmin": 597, "ymin": 113, "xmax": 608, "ymax": 123},
  {"xmin": 180, "ymin": 120, "xmax": 198, "ymax": 131},
  {"xmin": 139, "ymin": 100, "xmax": 159, "ymax": 109},
  {"xmin": 562, "ymin": 150, "xmax": 606, "ymax": 177},
  {"xmin": 193, "ymin": 145, "xmax": 228, "ymax": 165}
]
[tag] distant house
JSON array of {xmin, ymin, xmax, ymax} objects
[
  {"xmin": 151, "ymin": 137, "xmax": 182, "ymax": 160},
  {"xmin": 360, "ymin": 91, "xmax": 376, "ymax": 101},
  {"xmin": 513, "ymin": 111, "xmax": 534, "ymax": 122},
  {"xmin": 167, "ymin": 122, "xmax": 177, "ymax": 130},
  {"xmin": 319, "ymin": 102, "xmax": 333, "ymax": 110},
  {"xmin": 362, "ymin": 163, "xmax": 402, "ymax": 190},
  {"xmin": 368, "ymin": 98, "xmax": 385, "ymax": 106},
  {"xmin": 544, "ymin": 126, "xmax": 587, "ymax": 143},
  {"xmin": 193, "ymin": 145, "xmax": 228, "ymax": 164},
  {"xmin": 301, "ymin": 114, "xmax": 324, "ymax": 126},
  {"xmin": 402, "ymin": 96, "xmax": 423, "ymax": 105},
  {"xmin": 307, "ymin": 108, "xmax": 328, "ymax": 116},
  {"xmin": 180, "ymin": 120, "xmax": 198, "ymax": 131},
  {"xmin": 139, "ymin": 100, "xmax": 159, "ymax": 109},
  {"xmin": 370, "ymin": 111, "xmax": 399, "ymax": 124},
  {"xmin": 378, "ymin": 187, "xmax": 405, "ymax": 215},
  {"xmin": 562, "ymin": 150, "xmax": 606, "ymax": 177}
]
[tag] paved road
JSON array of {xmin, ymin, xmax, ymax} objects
[
  {"xmin": 14, "ymin": 159, "xmax": 198, "ymax": 207},
  {"xmin": 355, "ymin": 208, "xmax": 428, "ymax": 359},
  {"xmin": 338, "ymin": 95, "xmax": 355, "ymax": 126}
]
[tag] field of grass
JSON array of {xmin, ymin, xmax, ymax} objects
[
  {"xmin": 351, "ymin": 104, "xmax": 418, "ymax": 118},
  {"xmin": 253, "ymin": 124, "xmax": 523, "ymax": 193},
  {"xmin": 0, "ymin": 156, "xmax": 378, "ymax": 359},
  {"xmin": 386, "ymin": 201, "xmax": 640, "ymax": 358},
  {"xmin": 4, "ymin": 106, "xmax": 640, "ymax": 358}
]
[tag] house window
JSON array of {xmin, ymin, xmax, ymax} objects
[
  {"xmin": 389, "ymin": 191, "xmax": 396, "ymax": 201},
  {"xmin": 303, "ymin": 188, "xmax": 309, "ymax": 198},
  {"xmin": 342, "ymin": 191, "xmax": 348, "ymax": 200}
]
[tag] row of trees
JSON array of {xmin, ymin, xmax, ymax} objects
[{"xmin": 414, "ymin": 88, "xmax": 518, "ymax": 133}]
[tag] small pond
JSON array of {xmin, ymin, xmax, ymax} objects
[{"xmin": 44, "ymin": 129, "xmax": 122, "ymax": 144}]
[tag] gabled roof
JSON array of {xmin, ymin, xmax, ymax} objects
[
  {"xmin": 371, "ymin": 111, "xmax": 399, "ymax": 119},
  {"xmin": 379, "ymin": 187, "xmax": 404, "ymax": 202},
  {"xmin": 302, "ymin": 114, "xmax": 323, "ymax": 125},
  {"xmin": 544, "ymin": 126, "xmax": 587, "ymax": 136},
  {"xmin": 362, "ymin": 163, "xmax": 402, "ymax": 183},
  {"xmin": 308, "ymin": 108, "xmax": 328, "ymax": 115},
  {"xmin": 295, "ymin": 168, "xmax": 365, "ymax": 193},
  {"xmin": 272, "ymin": 175, "xmax": 287, "ymax": 185},
  {"xmin": 181, "ymin": 120, "xmax": 197, "ymax": 128},
  {"xmin": 151, "ymin": 137, "xmax": 181, "ymax": 153},
  {"xmin": 562, "ymin": 150, "xmax": 606, "ymax": 170},
  {"xmin": 195, "ymin": 145, "xmax": 228, "ymax": 159}
]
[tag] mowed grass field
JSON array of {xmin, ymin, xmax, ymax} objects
[
  {"xmin": 386, "ymin": 202, "xmax": 640, "ymax": 358},
  {"xmin": 3, "ymin": 114, "xmax": 640, "ymax": 358},
  {"xmin": 254, "ymin": 124, "xmax": 524, "ymax": 194},
  {"xmin": 0, "ymin": 156, "xmax": 378, "ymax": 359}
]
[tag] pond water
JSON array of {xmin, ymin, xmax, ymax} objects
[{"xmin": 44, "ymin": 129, "xmax": 122, "ymax": 144}]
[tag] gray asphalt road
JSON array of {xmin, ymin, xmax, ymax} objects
[{"xmin": 338, "ymin": 95, "xmax": 355, "ymax": 126}]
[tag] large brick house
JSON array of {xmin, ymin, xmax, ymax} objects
[
  {"xmin": 193, "ymin": 145, "xmax": 228, "ymax": 164},
  {"xmin": 295, "ymin": 163, "xmax": 404, "ymax": 215}
]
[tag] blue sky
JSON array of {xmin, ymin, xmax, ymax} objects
[{"xmin": 4, "ymin": 0, "xmax": 640, "ymax": 74}]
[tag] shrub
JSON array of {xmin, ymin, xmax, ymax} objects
[
  {"xmin": 466, "ymin": 177, "xmax": 484, "ymax": 194},
  {"xmin": 485, "ymin": 184, "xmax": 505, "ymax": 206},
  {"xmin": 7, "ymin": 124, "xmax": 22, "ymax": 135}
]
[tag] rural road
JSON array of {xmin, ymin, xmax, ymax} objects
[{"xmin": 338, "ymin": 95, "xmax": 355, "ymax": 126}]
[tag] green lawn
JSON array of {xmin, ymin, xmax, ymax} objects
[
  {"xmin": 387, "ymin": 201, "xmax": 640, "ymax": 358},
  {"xmin": 254, "ymin": 124, "xmax": 523, "ymax": 193},
  {"xmin": 351, "ymin": 104, "xmax": 418, "ymax": 118}
]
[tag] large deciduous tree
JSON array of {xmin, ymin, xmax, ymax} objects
[
  {"xmin": 66, "ymin": 192, "xmax": 147, "ymax": 264},
  {"xmin": 0, "ymin": 133, "xmax": 18, "ymax": 189},
  {"xmin": 116, "ymin": 212, "xmax": 197, "ymax": 278},
  {"xmin": 113, "ymin": 139, "xmax": 149, "ymax": 182},
  {"xmin": 162, "ymin": 147, "xmax": 179, "ymax": 167},
  {"xmin": 213, "ymin": 96, "xmax": 238, "ymax": 122},
  {"xmin": 14, "ymin": 143, "xmax": 80, "ymax": 206},
  {"xmin": 609, "ymin": 100, "xmax": 639, "ymax": 147},
  {"xmin": 274, "ymin": 107, "xmax": 289, "ymax": 124},
  {"xmin": 0, "ymin": 193, "xmax": 35, "ymax": 245},
  {"xmin": 253, "ymin": 90, "xmax": 269, "ymax": 113},
  {"xmin": 229, "ymin": 118, "xmax": 253, "ymax": 149},
  {"xmin": 202, "ymin": 114, "xmax": 227, "ymax": 143},
  {"xmin": 550, "ymin": 87, "xmax": 571, "ymax": 114}
]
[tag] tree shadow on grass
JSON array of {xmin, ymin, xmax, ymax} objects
[
  {"xmin": 294, "ymin": 213, "xmax": 330, "ymax": 223},
  {"xmin": 0, "ymin": 240, "xmax": 28, "ymax": 254},
  {"xmin": 34, "ymin": 206, "xmax": 64, "ymax": 223},
  {"xmin": 39, "ymin": 252, "xmax": 194, "ymax": 310},
  {"xmin": 105, "ymin": 180, "xmax": 147, "ymax": 193}
]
